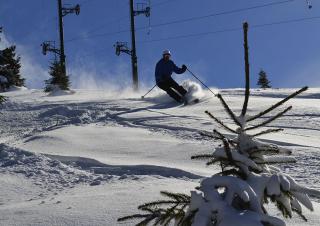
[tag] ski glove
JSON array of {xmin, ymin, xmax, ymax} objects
[{"xmin": 182, "ymin": 64, "xmax": 187, "ymax": 71}]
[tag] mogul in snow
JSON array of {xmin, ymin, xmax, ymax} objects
[{"xmin": 155, "ymin": 50, "xmax": 188, "ymax": 103}]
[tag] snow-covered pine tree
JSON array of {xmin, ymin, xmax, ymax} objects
[
  {"xmin": 118, "ymin": 22, "xmax": 320, "ymax": 226},
  {"xmin": 44, "ymin": 59, "xmax": 70, "ymax": 92},
  {"xmin": 0, "ymin": 45, "xmax": 25, "ymax": 88},
  {"xmin": 257, "ymin": 69, "xmax": 271, "ymax": 89}
]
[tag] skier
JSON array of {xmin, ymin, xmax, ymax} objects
[{"xmin": 155, "ymin": 50, "xmax": 188, "ymax": 103}]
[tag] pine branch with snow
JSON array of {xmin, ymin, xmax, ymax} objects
[
  {"xmin": 252, "ymin": 128, "xmax": 283, "ymax": 137},
  {"xmin": 118, "ymin": 191, "xmax": 193, "ymax": 226},
  {"xmin": 246, "ymin": 86, "xmax": 308, "ymax": 123},
  {"xmin": 215, "ymin": 94, "xmax": 242, "ymax": 128},
  {"xmin": 205, "ymin": 111, "xmax": 238, "ymax": 134},
  {"xmin": 245, "ymin": 106, "xmax": 292, "ymax": 131},
  {"xmin": 0, "ymin": 95, "xmax": 6, "ymax": 104}
]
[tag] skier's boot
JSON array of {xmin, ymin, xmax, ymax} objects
[{"xmin": 182, "ymin": 95, "xmax": 189, "ymax": 105}]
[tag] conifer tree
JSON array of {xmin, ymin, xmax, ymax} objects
[
  {"xmin": 0, "ymin": 45, "xmax": 25, "ymax": 87},
  {"xmin": 257, "ymin": 69, "xmax": 271, "ymax": 89},
  {"xmin": 0, "ymin": 95, "xmax": 6, "ymax": 104},
  {"xmin": 44, "ymin": 59, "xmax": 70, "ymax": 92},
  {"xmin": 118, "ymin": 22, "xmax": 320, "ymax": 226}
]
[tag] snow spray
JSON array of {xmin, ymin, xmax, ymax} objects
[{"xmin": 182, "ymin": 80, "xmax": 206, "ymax": 102}]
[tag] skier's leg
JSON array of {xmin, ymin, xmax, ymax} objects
[
  {"xmin": 165, "ymin": 88, "xmax": 183, "ymax": 103},
  {"xmin": 168, "ymin": 78, "xmax": 187, "ymax": 96},
  {"xmin": 157, "ymin": 81, "xmax": 182, "ymax": 103}
]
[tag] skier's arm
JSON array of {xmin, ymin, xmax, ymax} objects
[
  {"xmin": 155, "ymin": 63, "xmax": 162, "ymax": 81},
  {"xmin": 173, "ymin": 63, "xmax": 187, "ymax": 74}
]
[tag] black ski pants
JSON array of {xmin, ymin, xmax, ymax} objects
[{"xmin": 157, "ymin": 78, "xmax": 187, "ymax": 103}]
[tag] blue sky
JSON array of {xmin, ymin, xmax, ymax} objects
[{"xmin": 0, "ymin": 0, "xmax": 320, "ymax": 89}]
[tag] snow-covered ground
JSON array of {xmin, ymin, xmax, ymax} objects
[{"xmin": 0, "ymin": 85, "xmax": 319, "ymax": 225}]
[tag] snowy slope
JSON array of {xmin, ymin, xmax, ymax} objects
[{"xmin": 0, "ymin": 86, "xmax": 319, "ymax": 225}]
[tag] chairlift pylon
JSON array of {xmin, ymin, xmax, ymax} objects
[{"xmin": 306, "ymin": 0, "xmax": 312, "ymax": 9}]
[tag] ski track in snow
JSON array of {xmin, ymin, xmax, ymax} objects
[
  {"xmin": 1, "ymin": 89, "xmax": 320, "ymax": 189},
  {"xmin": 0, "ymin": 88, "xmax": 320, "ymax": 225}
]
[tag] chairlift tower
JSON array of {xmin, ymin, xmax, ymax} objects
[
  {"xmin": 0, "ymin": 27, "xmax": 3, "ymax": 53},
  {"xmin": 115, "ymin": 0, "xmax": 150, "ymax": 91},
  {"xmin": 0, "ymin": 26, "xmax": 2, "ymax": 42},
  {"xmin": 306, "ymin": 0, "xmax": 312, "ymax": 9},
  {"xmin": 57, "ymin": 0, "xmax": 80, "ymax": 77}
]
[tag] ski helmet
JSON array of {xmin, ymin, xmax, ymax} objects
[{"xmin": 162, "ymin": 49, "xmax": 171, "ymax": 56}]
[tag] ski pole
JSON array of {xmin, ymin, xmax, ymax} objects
[
  {"xmin": 187, "ymin": 68, "xmax": 217, "ymax": 96},
  {"xmin": 141, "ymin": 84, "xmax": 157, "ymax": 99}
]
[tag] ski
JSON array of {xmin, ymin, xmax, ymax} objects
[{"xmin": 184, "ymin": 98, "xmax": 200, "ymax": 106}]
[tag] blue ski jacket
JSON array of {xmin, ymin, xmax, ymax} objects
[{"xmin": 155, "ymin": 59, "xmax": 186, "ymax": 84}]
